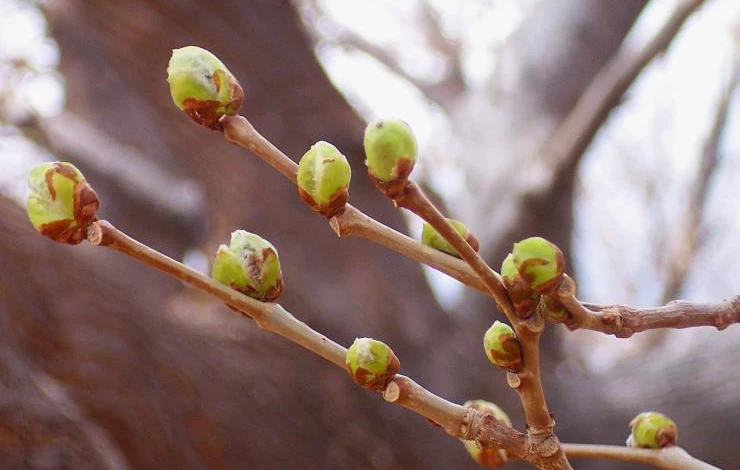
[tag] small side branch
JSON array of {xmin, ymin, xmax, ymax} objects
[
  {"xmin": 221, "ymin": 115, "xmax": 490, "ymax": 295},
  {"xmin": 557, "ymin": 275, "xmax": 740, "ymax": 337},
  {"xmin": 563, "ymin": 443, "xmax": 721, "ymax": 470}
]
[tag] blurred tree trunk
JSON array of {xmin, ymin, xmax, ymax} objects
[{"xmin": 0, "ymin": 0, "xmax": 734, "ymax": 469}]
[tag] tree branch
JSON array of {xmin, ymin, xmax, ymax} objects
[
  {"xmin": 303, "ymin": 1, "xmax": 461, "ymax": 112},
  {"xmin": 221, "ymin": 114, "xmax": 490, "ymax": 296},
  {"xmin": 562, "ymin": 443, "xmax": 720, "ymax": 470},
  {"xmin": 556, "ymin": 275, "xmax": 740, "ymax": 337},
  {"xmin": 221, "ymin": 113, "xmax": 740, "ymax": 345},
  {"xmin": 389, "ymin": 182, "xmax": 570, "ymax": 469},
  {"xmin": 542, "ymin": 0, "xmax": 706, "ymax": 182},
  {"xmin": 84, "ymin": 220, "xmax": 531, "ymax": 462}
]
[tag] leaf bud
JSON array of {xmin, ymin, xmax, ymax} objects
[
  {"xmin": 627, "ymin": 412, "xmax": 678, "ymax": 449},
  {"xmin": 420, "ymin": 219, "xmax": 479, "ymax": 258},
  {"xmin": 511, "ymin": 237, "xmax": 564, "ymax": 294},
  {"xmin": 363, "ymin": 119, "xmax": 417, "ymax": 198},
  {"xmin": 500, "ymin": 253, "xmax": 539, "ymax": 318},
  {"xmin": 461, "ymin": 400, "xmax": 511, "ymax": 468},
  {"xmin": 483, "ymin": 321, "xmax": 523, "ymax": 373},
  {"xmin": 541, "ymin": 295, "xmax": 570, "ymax": 323},
  {"xmin": 297, "ymin": 141, "xmax": 351, "ymax": 218},
  {"xmin": 211, "ymin": 230, "xmax": 283, "ymax": 301},
  {"xmin": 26, "ymin": 161, "xmax": 99, "ymax": 245},
  {"xmin": 167, "ymin": 46, "xmax": 243, "ymax": 130},
  {"xmin": 346, "ymin": 337, "xmax": 400, "ymax": 391}
]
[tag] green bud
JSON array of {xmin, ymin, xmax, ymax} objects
[
  {"xmin": 464, "ymin": 399, "xmax": 511, "ymax": 426},
  {"xmin": 26, "ymin": 162, "xmax": 99, "ymax": 245},
  {"xmin": 541, "ymin": 295, "xmax": 569, "ymax": 323},
  {"xmin": 296, "ymin": 141, "xmax": 351, "ymax": 218},
  {"xmin": 363, "ymin": 119, "xmax": 417, "ymax": 197},
  {"xmin": 211, "ymin": 230, "xmax": 283, "ymax": 301},
  {"xmin": 167, "ymin": 46, "xmax": 244, "ymax": 130},
  {"xmin": 511, "ymin": 237, "xmax": 564, "ymax": 294},
  {"xmin": 627, "ymin": 412, "xmax": 678, "ymax": 449},
  {"xmin": 501, "ymin": 253, "xmax": 539, "ymax": 318},
  {"xmin": 346, "ymin": 337, "xmax": 400, "ymax": 390},
  {"xmin": 420, "ymin": 219, "xmax": 479, "ymax": 258},
  {"xmin": 461, "ymin": 400, "xmax": 511, "ymax": 468},
  {"xmin": 483, "ymin": 321, "xmax": 522, "ymax": 373}
]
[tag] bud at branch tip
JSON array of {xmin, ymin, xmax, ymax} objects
[
  {"xmin": 167, "ymin": 46, "xmax": 243, "ymax": 130},
  {"xmin": 26, "ymin": 161, "xmax": 99, "ymax": 245}
]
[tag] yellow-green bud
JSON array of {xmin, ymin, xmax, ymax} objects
[
  {"xmin": 167, "ymin": 46, "xmax": 243, "ymax": 130},
  {"xmin": 541, "ymin": 295, "xmax": 569, "ymax": 323},
  {"xmin": 501, "ymin": 253, "xmax": 539, "ymax": 318},
  {"xmin": 511, "ymin": 237, "xmax": 564, "ymax": 294},
  {"xmin": 211, "ymin": 230, "xmax": 283, "ymax": 301},
  {"xmin": 461, "ymin": 400, "xmax": 511, "ymax": 468},
  {"xmin": 26, "ymin": 162, "xmax": 99, "ymax": 245},
  {"xmin": 420, "ymin": 219, "xmax": 479, "ymax": 258},
  {"xmin": 363, "ymin": 119, "xmax": 417, "ymax": 198},
  {"xmin": 483, "ymin": 321, "xmax": 522, "ymax": 373},
  {"xmin": 627, "ymin": 412, "xmax": 678, "ymax": 449},
  {"xmin": 297, "ymin": 141, "xmax": 351, "ymax": 218},
  {"xmin": 346, "ymin": 337, "xmax": 400, "ymax": 391}
]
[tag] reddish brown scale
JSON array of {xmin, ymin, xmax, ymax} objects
[
  {"xmin": 368, "ymin": 157, "xmax": 414, "ymax": 200},
  {"xmin": 298, "ymin": 186, "xmax": 348, "ymax": 218}
]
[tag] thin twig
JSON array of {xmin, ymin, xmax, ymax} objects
[
  {"xmin": 330, "ymin": 206, "xmax": 488, "ymax": 294},
  {"xmin": 221, "ymin": 115, "xmax": 489, "ymax": 295},
  {"xmin": 557, "ymin": 276, "xmax": 740, "ymax": 337},
  {"xmin": 394, "ymin": 182, "xmax": 513, "ymax": 317},
  {"xmin": 84, "ymin": 220, "xmax": 528, "ymax": 458},
  {"xmin": 389, "ymin": 182, "xmax": 570, "ymax": 469},
  {"xmin": 544, "ymin": 0, "xmax": 707, "ymax": 180},
  {"xmin": 563, "ymin": 443, "xmax": 721, "ymax": 470},
  {"xmin": 222, "ymin": 112, "xmax": 739, "ymax": 344},
  {"xmin": 392, "ymin": 185, "xmax": 553, "ymax": 422},
  {"xmin": 86, "ymin": 220, "xmax": 346, "ymax": 367}
]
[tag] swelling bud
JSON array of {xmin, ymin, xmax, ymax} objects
[
  {"xmin": 483, "ymin": 321, "xmax": 522, "ymax": 373},
  {"xmin": 500, "ymin": 253, "xmax": 539, "ymax": 318},
  {"xmin": 420, "ymin": 219, "xmax": 479, "ymax": 258},
  {"xmin": 511, "ymin": 237, "xmax": 564, "ymax": 294},
  {"xmin": 627, "ymin": 412, "xmax": 678, "ymax": 449},
  {"xmin": 167, "ymin": 46, "xmax": 243, "ymax": 129},
  {"xmin": 26, "ymin": 161, "xmax": 99, "ymax": 244},
  {"xmin": 297, "ymin": 141, "xmax": 351, "ymax": 217},
  {"xmin": 211, "ymin": 230, "xmax": 283, "ymax": 301},
  {"xmin": 461, "ymin": 400, "xmax": 511, "ymax": 468},
  {"xmin": 363, "ymin": 119, "xmax": 417, "ymax": 198},
  {"xmin": 346, "ymin": 337, "xmax": 400, "ymax": 391}
]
